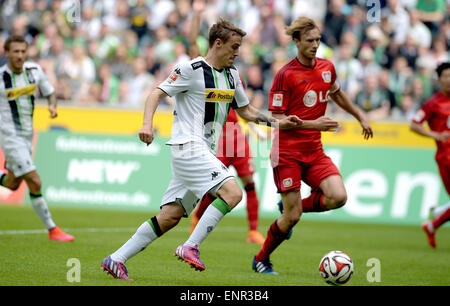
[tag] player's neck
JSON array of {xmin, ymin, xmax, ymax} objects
[
  {"xmin": 204, "ymin": 52, "xmax": 224, "ymax": 71},
  {"xmin": 296, "ymin": 54, "xmax": 315, "ymax": 68},
  {"xmin": 8, "ymin": 63, "xmax": 23, "ymax": 74}
]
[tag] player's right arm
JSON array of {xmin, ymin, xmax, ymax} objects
[
  {"xmin": 139, "ymin": 88, "xmax": 168, "ymax": 146},
  {"xmin": 268, "ymin": 64, "xmax": 339, "ymax": 132},
  {"xmin": 271, "ymin": 113, "xmax": 339, "ymax": 131},
  {"xmin": 188, "ymin": 0, "xmax": 205, "ymax": 58},
  {"xmin": 410, "ymin": 107, "xmax": 450, "ymax": 142}
]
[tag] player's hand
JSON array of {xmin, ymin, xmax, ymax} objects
[
  {"xmin": 48, "ymin": 105, "xmax": 57, "ymax": 118},
  {"xmin": 313, "ymin": 116, "xmax": 339, "ymax": 131},
  {"xmin": 139, "ymin": 125, "xmax": 154, "ymax": 146},
  {"xmin": 360, "ymin": 119, "xmax": 373, "ymax": 140},
  {"xmin": 193, "ymin": 0, "xmax": 206, "ymax": 13},
  {"xmin": 277, "ymin": 115, "xmax": 303, "ymax": 130},
  {"xmin": 436, "ymin": 131, "xmax": 450, "ymax": 142}
]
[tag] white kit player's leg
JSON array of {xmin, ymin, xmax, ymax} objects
[
  {"xmin": 110, "ymin": 220, "xmax": 158, "ymax": 263},
  {"xmin": 184, "ymin": 196, "xmax": 231, "ymax": 247},
  {"xmin": 29, "ymin": 193, "xmax": 56, "ymax": 230}
]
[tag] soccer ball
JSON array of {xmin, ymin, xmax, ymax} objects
[{"xmin": 319, "ymin": 250, "xmax": 353, "ymax": 285}]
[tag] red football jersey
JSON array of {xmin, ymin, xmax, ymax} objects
[
  {"xmin": 268, "ymin": 57, "xmax": 337, "ymax": 151},
  {"xmin": 412, "ymin": 91, "xmax": 450, "ymax": 163}
]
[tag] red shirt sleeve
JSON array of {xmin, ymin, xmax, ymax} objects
[
  {"xmin": 268, "ymin": 69, "xmax": 291, "ymax": 114},
  {"xmin": 412, "ymin": 100, "xmax": 432, "ymax": 124}
]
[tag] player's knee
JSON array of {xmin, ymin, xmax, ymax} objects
[
  {"xmin": 217, "ymin": 180, "xmax": 243, "ymax": 208},
  {"xmin": 2, "ymin": 176, "xmax": 21, "ymax": 190},
  {"xmin": 25, "ymin": 176, "xmax": 42, "ymax": 193},
  {"xmin": 228, "ymin": 188, "xmax": 243, "ymax": 207},
  {"xmin": 8, "ymin": 181, "xmax": 21, "ymax": 191},
  {"xmin": 328, "ymin": 192, "xmax": 347, "ymax": 209}
]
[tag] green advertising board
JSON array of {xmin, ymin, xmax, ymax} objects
[
  {"xmin": 33, "ymin": 130, "xmax": 172, "ymax": 211},
  {"xmin": 241, "ymin": 139, "xmax": 448, "ymax": 226},
  {"xmin": 33, "ymin": 130, "xmax": 448, "ymax": 225}
]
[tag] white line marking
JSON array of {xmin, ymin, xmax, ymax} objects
[{"xmin": 0, "ymin": 226, "xmax": 248, "ymax": 235}]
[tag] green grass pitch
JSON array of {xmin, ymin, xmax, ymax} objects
[{"xmin": 0, "ymin": 204, "xmax": 449, "ymax": 286}]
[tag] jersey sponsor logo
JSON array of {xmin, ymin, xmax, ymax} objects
[
  {"xmin": 205, "ymin": 89, "xmax": 235, "ymax": 103},
  {"xmin": 191, "ymin": 61, "xmax": 203, "ymax": 70},
  {"xmin": 282, "ymin": 178, "xmax": 293, "ymax": 188},
  {"xmin": 322, "ymin": 71, "xmax": 332, "ymax": 83},
  {"xmin": 5, "ymin": 84, "xmax": 36, "ymax": 100},
  {"xmin": 272, "ymin": 93, "xmax": 283, "ymax": 107},
  {"xmin": 303, "ymin": 90, "xmax": 318, "ymax": 107}
]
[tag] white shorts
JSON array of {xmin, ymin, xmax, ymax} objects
[
  {"xmin": 0, "ymin": 132, "xmax": 35, "ymax": 177},
  {"xmin": 161, "ymin": 141, "xmax": 235, "ymax": 217}
]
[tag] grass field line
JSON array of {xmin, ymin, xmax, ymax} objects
[{"xmin": 0, "ymin": 225, "xmax": 249, "ymax": 235}]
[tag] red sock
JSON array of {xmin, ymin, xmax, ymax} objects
[
  {"xmin": 245, "ymin": 183, "xmax": 259, "ymax": 231},
  {"xmin": 432, "ymin": 206, "xmax": 450, "ymax": 230},
  {"xmin": 255, "ymin": 220, "xmax": 289, "ymax": 262},
  {"xmin": 195, "ymin": 193, "xmax": 215, "ymax": 219},
  {"xmin": 302, "ymin": 190, "xmax": 327, "ymax": 212}
]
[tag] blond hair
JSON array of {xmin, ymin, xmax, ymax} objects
[{"xmin": 285, "ymin": 17, "xmax": 319, "ymax": 40}]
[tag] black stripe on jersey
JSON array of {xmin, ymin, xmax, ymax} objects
[
  {"xmin": 8, "ymin": 101, "xmax": 22, "ymax": 132},
  {"xmin": 2, "ymin": 71, "xmax": 22, "ymax": 133},
  {"xmin": 225, "ymin": 68, "xmax": 238, "ymax": 110},
  {"xmin": 202, "ymin": 62, "xmax": 216, "ymax": 126},
  {"xmin": 25, "ymin": 68, "xmax": 36, "ymax": 116},
  {"xmin": 30, "ymin": 94, "xmax": 35, "ymax": 116},
  {"xmin": 224, "ymin": 68, "xmax": 235, "ymax": 89}
]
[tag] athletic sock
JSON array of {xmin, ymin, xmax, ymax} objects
[
  {"xmin": 185, "ymin": 196, "xmax": 231, "ymax": 247},
  {"xmin": 29, "ymin": 192, "xmax": 56, "ymax": 230},
  {"xmin": 245, "ymin": 183, "xmax": 259, "ymax": 231},
  {"xmin": 110, "ymin": 217, "xmax": 161, "ymax": 263},
  {"xmin": 431, "ymin": 205, "xmax": 450, "ymax": 231},
  {"xmin": 433, "ymin": 202, "xmax": 450, "ymax": 219},
  {"xmin": 302, "ymin": 190, "xmax": 327, "ymax": 212},
  {"xmin": 255, "ymin": 220, "xmax": 289, "ymax": 262}
]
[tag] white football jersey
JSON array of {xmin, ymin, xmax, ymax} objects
[
  {"xmin": 158, "ymin": 56, "xmax": 249, "ymax": 152},
  {"xmin": 0, "ymin": 62, "xmax": 54, "ymax": 137}
]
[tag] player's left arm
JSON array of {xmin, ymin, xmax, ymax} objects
[
  {"xmin": 46, "ymin": 93, "xmax": 57, "ymax": 118},
  {"xmin": 236, "ymin": 103, "xmax": 302, "ymax": 130},
  {"xmin": 37, "ymin": 65, "xmax": 58, "ymax": 119},
  {"xmin": 329, "ymin": 83, "xmax": 373, "ymax": 140}
]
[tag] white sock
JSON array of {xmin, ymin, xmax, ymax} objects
[
  {"xmin": 433, "ymin": 202, "xmax": 450, "ymax": 219},
  {"xmin": 30, "ymin": 195, "xmax": 56, "ymax": 230},
  {"xmin": 427, "ymin": 221, "xmax": 435, "ymax": 233},
  {"xmin": 185, "ymin": 204, "xmax": 226, "ymax": 247},
  {"xmin": 110, "ymin": 221, "xmax": 157, "ymax": 263}
]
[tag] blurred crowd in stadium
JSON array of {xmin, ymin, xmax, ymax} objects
[{"xmin": 0, "ymin": 0, "xmax": 448, "ymax": 121}]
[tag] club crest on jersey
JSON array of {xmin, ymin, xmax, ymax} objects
[
  {"xmin": 282, "ymin": 178, "xmax": 293, "ymax": 188},
  {"xmin": 205, "ymin": 89, "xmax": 235, "ymax": 103},
  {"xmin": 322, "ymin": 71, "xmax": 332, "ymax": 83},
  {"xmin": 303, "ymin": 90, "xmax": 317, "ymax": 107},
  {"xmin": 272, "ymin": 94, "xmax": 283, "ymax": 107}
]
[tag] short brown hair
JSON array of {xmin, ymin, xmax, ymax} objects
[
  {"xmin": 285, "ymin": 17, "xmax": 319, "ymax": 40},
  {"xmin": 208, "ymin": 18, "xmax": 246, "ymax": 48},
  {"xmin": 4, "ymin": 35, "xmax": 28, "ymax": 51}
]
